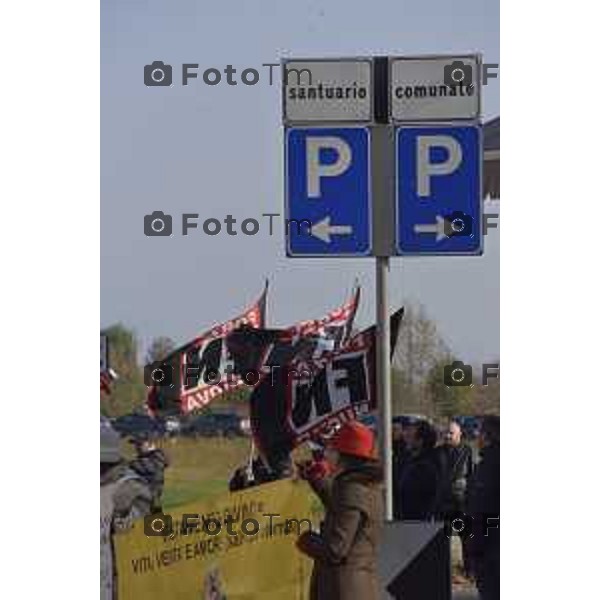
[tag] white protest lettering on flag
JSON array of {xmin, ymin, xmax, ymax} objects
[
  {"xmin": 289, "ymin": 347, "xmax": 372, "ymax": 444},
  {"xmin": 179, "ymin": 287, "xmax": 267, "ymax": 413},
  {"xmin": 287, "ymin": 336, "xmax": 374, "ymax": 445},
  {"xmin": 147, "ymin": 282, "xmax": 268, "ymax": 415},
  {"xmin": 249, "ymin": 307, "xmax": 404, "ymax": 453}
]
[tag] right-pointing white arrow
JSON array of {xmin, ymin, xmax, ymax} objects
[
  {"xmin": 311, "ymin": 216, "xmax": 353, "ymax": 244},
  {"xmin": 413, "ymin": 215, "xmax": 447, "ymax": 242}
]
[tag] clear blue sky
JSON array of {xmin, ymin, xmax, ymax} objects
[{"xmin": 101, "ymin": 0, "xmax": 499, "ymax": 365}]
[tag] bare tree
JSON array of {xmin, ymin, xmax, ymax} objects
[
  {"xmin": 146, "ymin": 336, "xmax": 176, "ymax": 365},
  {"xmin": 101, "ymin": 323, "xmax": 146, "ymax": 417},
  {"xmin": 392, "ymin": 304, "xmax": 449, "ymax": 415}
]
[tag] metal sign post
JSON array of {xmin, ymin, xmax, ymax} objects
[
  {"xmin": 376, "ymin": 255, "xmax": 393, "ymax": 520},
  {"xmin": 371, "ymin": 115, "xmax": 396, "ymax": 521}
]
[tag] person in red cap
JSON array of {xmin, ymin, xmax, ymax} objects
[{"xmin": 296, "ymin": 420, "xmax": 383, "ymax": 600}]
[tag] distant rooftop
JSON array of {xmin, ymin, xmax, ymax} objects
[
  {"xmin": 484, "ymin": 116, "xmax": 500, "ymax": 152},
  {"xmin": 483, "ymin": 117, "xmax": 500, "ymax": 199}
]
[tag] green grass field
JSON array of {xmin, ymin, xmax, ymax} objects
[{"xmin": 124, "ymin": 436, "xmax": 253, "ymax": 510}]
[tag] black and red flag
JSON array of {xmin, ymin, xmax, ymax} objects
[
  {"xmin": 100, "ymin": 333, "xmax": 118, "ymax": 395},
  {"xmin": 239, "ymin": 305, "xmax": 403, "ymax": 459},
  {"xmin": 146, "ymin": 281, "xmax": 268, "ymax": 415},
  {"xmin": 225, "ymin": 283, "xmax": 361, "ymax": 378}
]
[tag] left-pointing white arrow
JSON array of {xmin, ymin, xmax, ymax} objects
[
  {"xmin": 311, "ymin": 216, "xmax": 353, "ymax": 244},
  {"xmin": 413, "ymin": 215, "xmax": 447, "ymax": 242}
]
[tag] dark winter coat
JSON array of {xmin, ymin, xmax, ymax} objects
[
  {"xmin": 466, "ymin": 442, "xmax": 500, "ymax": 559},
  {"xmin": 395, "ymin": 447, "xmax": 442, "ymax": 520},
  {"xmin": 437, "ymin": 442, "xmax": 474, "ymax": 514},
  {"xmin": 301, "ymin": 461, "xmax": 384, "ymax": 600}
]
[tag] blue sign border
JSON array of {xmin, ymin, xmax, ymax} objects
[
  {"xmin": 284, "ymin": 126, "xmax": 373, "ymax": 258},
  {"xmin": 395, "ymin": 122, "xmax": 483, "ymax": 256}
]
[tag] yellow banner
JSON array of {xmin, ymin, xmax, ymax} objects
[{"xmin": 114, "ymin": 479, "xmax": 321, "ymax": 600}]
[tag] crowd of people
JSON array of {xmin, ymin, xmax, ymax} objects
[
  {"xmin": 227, "ymin": 415, "xmax": 500, "ymax": 600},
  {"xmin": 391, "ymin": 416, "xmax": 500, "ymax": 599},
  {"xmin": 100, "ymin": 414, "xmax": 499, "ymax": 600}
]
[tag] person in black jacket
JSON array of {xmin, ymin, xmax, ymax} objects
[
  {"xmin": 439, "ymin": 420, "xmax": 474, "ymax": 511},
  {"xmin": 395, "ymin": 420, "xmax": 442, "ymax": 520},
  {"xmin": 228, "ymin": 455, "xmax": 277, "ymax": 491},
  {"xmin": 467, "ymin": 415, "xmax": 500, "ymax": 600},
  {"xmin": 438, "ymin": 420, "xmax": 474, "ymax": 577}
]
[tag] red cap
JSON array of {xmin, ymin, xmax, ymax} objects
[{"xmin": 328, "ymin": 421, "xmax": 377, "ymax": 460}]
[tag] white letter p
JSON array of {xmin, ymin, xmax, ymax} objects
[{"xmin": 306, "ymin": 137, "xmax": 352, "ymax": 198}]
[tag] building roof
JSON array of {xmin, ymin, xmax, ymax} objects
[
  {"xmin": 484, "ymin": 116, "xmax": 500, "ymax": 152},
  {"xmin": 483, "ymin": 117, "xmax": 500, "ymax": 199}
]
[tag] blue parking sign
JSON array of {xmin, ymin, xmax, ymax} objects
[
  {"xmin": 396, "ymin": 125, "xmax": 482, "ymax": 255},
  {"xmin": 286, "ymin": 127, "xmax": 371, "ymax": 257}
]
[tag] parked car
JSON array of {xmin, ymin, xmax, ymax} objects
[
  {"xmin": 112, "ymin": 413, "xmax": 166, "ymax": 439},
  {"xmin": 164, "ymin": 416, "xmax": 181, "ymax": 436},
  {"xmin": 239, "ymin": 417, "xmax": 252, "ymax": 437},
  {"xmin": 181, "ymin": 412, "xmax": 243, "ymax": 438},
  {"xmin": 393, "ymin": 414, "xmax": 431, "ymax": 428},
  {"xmin": 359, "ymin": 413, "xmax": 431, "ymax": 433},
  {"xmin": 452, "ymin": 415, "xmax": 483, "ymax": 439}
]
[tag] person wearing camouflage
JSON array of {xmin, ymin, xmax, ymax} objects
[{"xmin": 100, "ymin": 418, "xmax": 154, "ymax": 600}]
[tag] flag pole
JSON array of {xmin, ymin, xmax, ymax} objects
[{"xmin": 245, "ymin": 437, "xmax": 256, "ymax": 483}]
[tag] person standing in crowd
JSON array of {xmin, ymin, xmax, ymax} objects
[
  {"xmin": 229, "ymin": 454, "xmax": 278, "ymax": 491},
  {"xmin": 438, "ymin": 419, "xmax": 474, "ymax": 578},
  {"xmin": 100, "ymin": 418, "xmax": 154, "ymax": 600},
  {"xmin": 392, "ymin": 419, "xmax": 407, "ymax": 472},
  {"xmin": 296, "ymin": 421, "xmax": 383, "ymax": 600},
  {"xmin": 467, "ymin": 415, "xmax": 500, "ymax": 600},
  {"xmin": 128, "ymin": 435, "xmax": 169, "ymax": 513},
  {"xmin": 394, "ymin": 419, "xmax": 442, "ymax": 520},
  {"xmin": 391, "ymin": 420, "xmax": 409, "ymax": 520}
]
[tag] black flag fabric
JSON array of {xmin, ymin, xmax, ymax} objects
[
  {"xmin": 249, "ymin": 307, "xmax": 403, "ymax": 458},
  {"xmin": 226, "ymin": 285, "xmax": 361, "ymax": 380}
]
